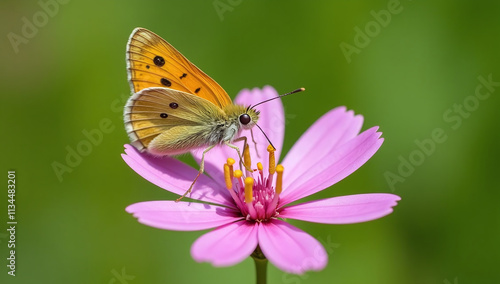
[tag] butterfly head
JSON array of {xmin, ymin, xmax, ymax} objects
[{"xmin": 239, "ymin": 108, "xmax": 260, "ymax": 130}]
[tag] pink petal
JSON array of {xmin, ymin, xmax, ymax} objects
[
  {"xmin": 122, "ymin": 144, "xmax": 233, "ymax": 206},
  {"xmin": 280, "ymin": 127, "xmax": 383, "ymax": 205},
  {"xmin": 191, "ymin": 86, "xmax": 285, "ymax": 176},
  {"xmin": 258, "ymin": 219, "xmax": 327, "ymax": 274},
  {"xmin": 126, "ymin": 201, "xmax": 242, "ymax": 231},
  {"xmin": 282, "ymin": 106, "xmax": 363, "ymax": 178},
  {"xmin": 280, "ymin": 194, "xmax": 400, "ymax": 224},
  {"xmin": 189, "ymin": 145, "xmax": 231, "ymax": 190},
  {"xmin": 191, "ymin": 221, "xmax": 258, "ymax": 266}
]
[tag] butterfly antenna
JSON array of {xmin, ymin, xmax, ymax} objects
[
  {"xmin": 255, "ymin": 123, "xmax": 276, "ymax": 150},
  {"xmin": 250, "ymin": 88, "xmax": 305, "ymax": 110}
]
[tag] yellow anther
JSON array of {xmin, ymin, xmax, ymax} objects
[
  {"xmin": 224, "ymin": 164, "xmax": 232, "ymax": 190},
  {"xmin": 234, "ymin": 170, "xmax": 243, "ymax": 179},
  {"xmin": 267, "ymin": 145, "xmax": 276, "ymax": 175},
  {"xmin": 243, "ymin": 144, "xmax": 251, "ymax": 170},
  {"xmin": 276, "ymin": 164, "xmax": 284, "ymax": 172},
  {"xmin": 257, "ymin": 162, "xmax": 263, "ymax": 171},
  {"xmin": 227, "ymin": 158, "xmax": 235, "ymax": 178},
  {"xmin": 244, "ymin": 177, "xmax": 254, "ymax": 203},
  {"xmin": 275, "ymin": 164, "xmax": 284, "ymax": 194}
]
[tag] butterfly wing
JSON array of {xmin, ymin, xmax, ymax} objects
[
  {"xmin": 124, "ymin": 87, "xmax": 226, "ymax": 155},
  {"xmin": 126, "ymin": 28, "xmax": 232, "ymax": 109}
]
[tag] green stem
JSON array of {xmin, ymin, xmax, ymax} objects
[{"xmin": 251, "ymin": 246, "xmax": 268, "ymax": 284}]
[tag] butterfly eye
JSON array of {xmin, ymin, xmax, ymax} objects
[{"xmin": 239, "ymin": 114, "xmax": 251, "ymax": 125}]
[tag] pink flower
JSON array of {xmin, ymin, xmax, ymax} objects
[{"xmin": 123, "ymin": 86, "xmax": 400, "ymax": 274}]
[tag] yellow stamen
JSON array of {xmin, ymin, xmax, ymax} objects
[
  {"xmin": 257, "ymin": 162, "xmax": 263, "ymax": 172},
  {"xmin": 243, "ymin": 144, "xmax": 251, "ymax": 170},
  {"xmin": 267, "ymin": 144, "xmax": 276, "ymax": 175},
  {"xmin": 276, "ymin": 164, "xmax": 284, "ymax": 194},
  {"xmin": 224, "ymin": 164, "xmax": 232, "ymax": 190},
  {"xmin": 244, "ymin": 177, "xmax": 254, "ymax": 203},
  {"xmin": 234, "ymin": 169, "xmax": 243, "ymax": 179},
  {"xmin": 227, "ymin": 158, "xmax": 235, "ymax": 178}
]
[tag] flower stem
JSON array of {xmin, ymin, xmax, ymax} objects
[{"xmin": 251, "ymin": 246, "xmax": 268, "ymax": 284}]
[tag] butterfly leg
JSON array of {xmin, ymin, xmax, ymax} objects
[
  {"xmin": 225, "ymin": 137, "xmax": 253, "ymax": 172},
  {"xmin": 250, "ymin": 129, "xmax": 260, "ymax": 158},
  {"xmin": 176, "ymin": 144, "xmax": 216, "ymax": 202}
]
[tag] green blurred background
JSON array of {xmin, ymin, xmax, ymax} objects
[{"xmin": 1, "ymin": 0, "xmax": 499, "ymax": 283}]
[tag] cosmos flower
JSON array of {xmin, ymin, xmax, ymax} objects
[{"xmin": 123, "ymin": 86, "xmax": 400, "ymax": 274}]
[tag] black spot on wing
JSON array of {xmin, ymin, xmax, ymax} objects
[
  {"xmin": 153, "ymin": 56, "xmax": 165, "ymax": 67},
  {"xmin": 161, "ymin": 78, "xmax": 172, "ymax": 87}
]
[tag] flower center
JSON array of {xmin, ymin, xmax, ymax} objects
[{"xmin": 223, "ymin": 145, "xmax": 284, "ymax": 222}]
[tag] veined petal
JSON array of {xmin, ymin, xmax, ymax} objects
[
  {"xmin": 282, "ymin": 106, "xmax": 363, "ymax": 178},
  {"xmin": 122, "ymin": 144, "xmax": 233, "ymax": 206},
  {"xmin": 280, "ymin": 127, "xmax": 383, "ymax": 205},
  {"xmin": 126, "ymin": 201, "xmax": 242, "ymax": 231},
  {"xmin": 191, "ymin": 221, "xmax": 258, "ymax": 266},
  {"xmin": 280, "ymin": 194, "xmax": 400, "ymax": 224},
  {"xmin": 258, "ymin": 219, "xmax": 327, "ymax": 274}
]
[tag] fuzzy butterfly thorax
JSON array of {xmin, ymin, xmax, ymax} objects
[
  {"xmin": 197, "ymin": 104, "xmax": 260, "ymax": 151},
  {"xmin": 219, "ymin": 103, "xmax": 260, "ymax": 139}
]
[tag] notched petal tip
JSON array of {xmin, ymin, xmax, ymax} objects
[
  {"xmin": 280, "ymin": 193, "xmax": 401, "ymax": 225},
  {"xmin": 280, "ymin": 124, "xmax": 387, "ymax": 204}
]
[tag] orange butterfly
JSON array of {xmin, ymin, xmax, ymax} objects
[
  {"xmin": 124, "ymin": 28, "xmax": 262, "ymax": 201},
  {"xmin": 124, "ymin": 28, "xmax": 303, "ymax": 200}
]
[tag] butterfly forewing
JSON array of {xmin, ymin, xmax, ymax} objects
[{"xmin": 126, "ymin": 28, "xmax": 232, "ymax": 109}]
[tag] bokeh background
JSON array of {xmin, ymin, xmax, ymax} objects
[{"xmin": 2, "ymin": 0, "xmax": 499, "ymax": 283}]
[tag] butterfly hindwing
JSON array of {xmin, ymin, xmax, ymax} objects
[
  {"xmin": 126, "ymin": 28, "xmax": 232, "ymax": 109},
  {"xmin": 124, "ymin": 87, "xmax": 226, "ymax": 154}
]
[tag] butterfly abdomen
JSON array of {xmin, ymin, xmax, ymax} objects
[{"xmin": 146, "ymin": 118, "xmax": 237, "ymax": 156}]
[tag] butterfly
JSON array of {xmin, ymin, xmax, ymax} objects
[{"xmin": 124, "ymin": 28, "xmax": 302, "ymax": 201}]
